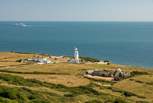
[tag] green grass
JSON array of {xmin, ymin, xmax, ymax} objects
[
  {"xmin": 1, "ymin": 52, "xmax": 153, "ymax": 103},
  {"xmin": 0, "ymin": 69, "xmax": 70, "ymax": 75},
  {"xmin": 0, "ymin": 74, "xmax": 131, "ymax": 103},
  {"xmin": 0, "ymin": 69, "xmax": 152, "ymax": 103},
  {"xmin": 0, "ymin": 74, "xmax": 100, "ymax": 96},
  {"xmin": 0, "ymin": 86, "xmax": 53, "ymax": 103},
  {"xmin": 0, "ymin": 73, "xmax": 43, "ymax": 87}
]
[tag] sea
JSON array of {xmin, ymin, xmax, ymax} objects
[{"xmin": 0, "ymin": 21, "xmax": 153, "ymax": 68}]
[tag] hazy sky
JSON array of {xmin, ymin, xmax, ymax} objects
[{"xmin": 0, "ymin": 0, "xmax": 153, "ymax": 21}]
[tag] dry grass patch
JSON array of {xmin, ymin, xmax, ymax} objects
[
  {"xmin": 0, "ymin": 52, "xmax": 37, "ymax": 61},
  {"xmin": 0, "ymin": 62, "xmax": 26, "ymax": 67},
  {"xmin": 0, "ymin": 63, "xmax": 132, "ymax": 75},
  {"xmin": 7, "ymin": 74, "xmax": 90, "ymax": 87},
  {"xmin": 130, "ymin": 75, "xmax": 153, "ymax": 84},
  {"xmin": 0, "ymin": 81, "xmax": 64, "ymax": 96},
  {"xmin": 0, "ymin": 52, "xmax": 38, "ymax": 67},
  {"xmin": 113, "ymin": 75, "xmax": 153, "ymax": 101}
]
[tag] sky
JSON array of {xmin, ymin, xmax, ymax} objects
[{"xmin": 0, "ymin": 0, "xmax": 153, "ymax": 21}]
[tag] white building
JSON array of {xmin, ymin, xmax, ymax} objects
[
  {"xmin": 37, "ymin": 58, "xmax": 52, "ymax": 64},
  {"xmin": 27, "ymin": 57, "xmax": 52, "ymax": 64},
  {"xmin": 74, "ymin": 48, "xmax": 80, "ymax": 63},
  {"xmin": 69, "ymin": 47, "xmax": 80, "ymax": 64}
]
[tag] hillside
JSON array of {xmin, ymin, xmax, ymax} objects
[{"xmin": 0, "ymin": 52, "xmax": 153, "ymax": 103}]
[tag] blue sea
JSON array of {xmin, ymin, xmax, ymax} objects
[{"xmin": 0, "ymin": 22, "xmax": 153, "ymax": 68}]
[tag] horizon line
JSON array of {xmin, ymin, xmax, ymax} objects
[{"xmin": 1, "ymin": 20, "xmax": 153, "ymax": 22}]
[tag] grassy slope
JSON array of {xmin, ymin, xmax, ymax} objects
[
  {"xmin": 0, "ymin": 52, "xmax": 153, "ymax": 103},
  {"xmin": 113, "ymin": 75, "xmax": 153, "ymax": 101}
]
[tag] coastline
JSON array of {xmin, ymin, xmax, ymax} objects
[
  {"xmin": 1, "ymin": 51, "xmax": 152, "ymax": 69},
  {"xmin": 0, "ymin": 51, "xmax": 153, "ymax": 102},
  {"xmin": 1, "ymin": 22, "xmax": 153, "ymax": 67}
]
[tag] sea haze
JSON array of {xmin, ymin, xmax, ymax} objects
[{"xmin": 0, "ymin": 22, "xmax": 153, "ymax": 67}]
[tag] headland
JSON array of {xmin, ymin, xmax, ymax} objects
[{"xmin": 0, "ymin": 51, "xmax": 153, "ymax": 103}]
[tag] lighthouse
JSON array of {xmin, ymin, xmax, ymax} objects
[{"xmin": 74, "ymin": 48, "xmax": 80, "ymax": 63}]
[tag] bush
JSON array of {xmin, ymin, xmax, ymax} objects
[
  {"xmin": 0, "ymin": 74, "xmax": 42, "ymax": 87},
  {"xmin": 123, "ymin": 91, "xmax": 136, "ymax": 97},
  {"xmin": 80, "ymin": 56, "xmax": 100, "ymax": 62},
  {"xmin": 85, "ymin": 100, "xmax": 103, "ymax": 103},
  {"xmin": 0, "ymin": 74, "xmax": 102, "ymax": 101},
  {"xmin": 131, "ymin": 71, "xmax": 149, "ymax": 76},
  {"xmin": 0, "ymin": 86, "xmax": 50, "ymax": 103},
  {"xmin": 0, "ymin": 97, "xmax": 17, "ymax": 103},
  {"xmin": 136, "ymin": 101, "xmax": 149, "ymax": 103},
  {"xmin": 64, "ymin": 92, "xmax": 75, "ymax": 97},
  {"xmin": 113, "ymin": 97, "xmax": 127, "ymax": 103},
  {"xmin": 16, "ymin": 59, "xmax": 22, "ymax": 62},
  {"xmin": 0, "ymin": 88, "xmax": 18, "ymax": 99},
  {"xmin": 77, "ymin": 86, "xmax": 100, "ymax": 95},
  {"xmin": 0, "ymin": 87, "xmax": 28, "ymax": 102}
]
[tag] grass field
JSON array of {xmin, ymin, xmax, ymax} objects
[{"xmin": 0, "ymin": 52, "xmax": 153, "ymax": 103}]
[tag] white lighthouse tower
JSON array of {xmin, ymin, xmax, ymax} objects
[{"xmin": 74, "ymin": 48, "xmax": 80, "ymax": 63}]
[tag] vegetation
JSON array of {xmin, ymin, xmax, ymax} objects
[
  {"xmin": 0, "ymin": 74, "xmax": 99, "ymax": 96},
  {"xmin": 85, "ymin": 100, "xmax": 103, "ymax": 103},
  {"xmin": 80, "ymin": 56, "xmax": 100, "ymax": 62},
  {"xmin": 113, "ymin": 97, "xmax": 128, "ymax": 103},
  {"xmin": 0, "ymin": 86, "xmax": 52, "ymax": 103},
  {"xmin": 0, "ymin": 52, "xmax": 153, "ymax": 103},
  {"xmin": 16, "ymin": 59, "xmax": 22, "ymax": 62},
  {"xmin": 0, "ymin": 74, "xmax": 130, "ymax": 103},
  {"xmin": 131, "ymin": 71, "xmax": 150, "ymax": 76},
  {"xmin": 0, "ymin": 69, "xmax": 70, "ymax": 75}
]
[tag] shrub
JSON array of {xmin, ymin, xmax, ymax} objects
[
  {"xmin": 123, "ymin": 91, "xmax": 136, "ymax": 97},
  {"xmin": 77, "ymin": 86, "xmax": 100, "ymax": 95},
  {"xmin": 0, "ymin": 88, "xmax": 18, "ymax": 99},
  {"xmin": 16, "ymin": 59, "xmax": 22, "ymax": 62},
  {"xmin": 0, "ymin": 74, "xmax": 102, "ymax": 101},
  {"xmin": 0, "ymin": 97, "xmax": 17, "ymax": 103},
  {"xmin": 0, "ymin": 86, "xmax": 29, "ymax": 102},
  {"xmin": 0, "ymin": 74, "xmax": 42, "ymax": 87},
  {"xmin": 64, "ymin": 92, "xmax": 75, "ymax": 97},
  {"xmin": 131, "ymin": 71, "xmax": 149, "ymax": 76},
  {"xmin": 80, "ymin": 56, "xmax": 100, "ymax": 62},
  {"xmin": 113, "ymin": 97, "xmax": 127, "ymax": 103},
  {"xmin": 136, "ymin": 101, "xmax": 149, "ymax": 103},
  {"xmin": 85, "ymin": 100, "xmax": 103, "ymax": 103},
  {"xmin": 0, "ymin": 86, "xmax": 50, "ymax": 103}
]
